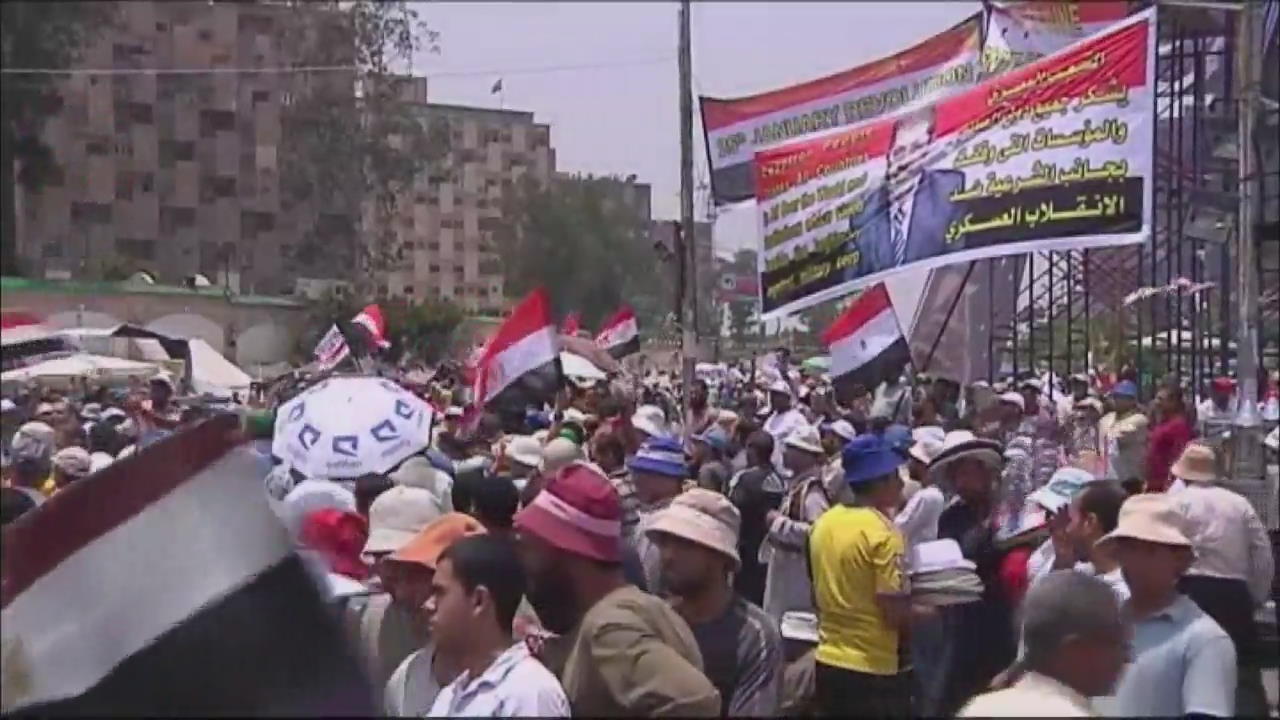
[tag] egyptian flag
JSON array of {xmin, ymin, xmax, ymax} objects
[
  {"xmin": 595, "ymin": 306, "xmax": 640, "ymax": 360},
  {"xmin": 560, "ymin": 312, "xmax": 581, "ymax": 337},
  {"xmin": 822, "ymin": 284, "xmax": 911, "ymax": 391},
  {"xmin": 0, "ymin": 414, "xmax": 374, "ymax": 716},
  {"xmin": 313, "ymin": 303, "xmax": 390, "ymax": 370},
  {"xmin": 471, "ymin": 288, "xmax": 561, "ymax": 415}
]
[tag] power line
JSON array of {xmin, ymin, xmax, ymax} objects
[{"xmin": 1, "ymin": 56, "xmax": 674, "ymax": 77}]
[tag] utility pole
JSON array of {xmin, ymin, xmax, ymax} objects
[
  {"xmin": 678, "ymin": 0, "xmax": 697, "ymax": 419},
  {"xmin": 1228, "ymin": 0, "xmax": 1268, "ymax": 522}
]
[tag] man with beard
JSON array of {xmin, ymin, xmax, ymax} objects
[
  {"xmin": 648, "ymin": 489, "xmax": 783, "ymax": 716},
  {"xmin": 513, "ymin": 463, "xmax": 720, "ymax": 716}
]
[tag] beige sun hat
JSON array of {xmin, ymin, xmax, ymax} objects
[
  {"xmin": 644, "ymin": 488, "xmax": 741, "ymax": 569},
  {"xmin": 1169, "ymin": 441, "xmax": 1217, "ymax": 484},
  {"xmin": 783, "ymin": 424, "xmax": 824, "ymax": 455},
  {"xmin": 1097, "ymin": 493, "xmax": 1192, "ymax": 548}
]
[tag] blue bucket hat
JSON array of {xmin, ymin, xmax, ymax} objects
[
  {"xmin": 882, "ymin": 424, "xmax": 913, "ymax": 456},
  {"xmin": 843, "ymin": 434, "xmax": 905, "ymax": 485},
  {"xmin": 1109, "ymin": 380, "xmax": 1138, "ymax": 399},
  {"xmin": 693, "ymin": 426, "xmax": 731, "ymax": 454},
  {"xmin": 628, "ymin": 436, "xmax": 688, "ymax": 479}
]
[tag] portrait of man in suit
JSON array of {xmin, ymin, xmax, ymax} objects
[{"xmin": 846, "ymin": 106, "xmax": 966, "ymax": 278}]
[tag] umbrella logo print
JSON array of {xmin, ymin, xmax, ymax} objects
[
  {"xmin": 394, "ymin": 399, "xmax": 414, "ymax": 420},
  {"xmin": 332, "ymin": 435, "xmax": 359, "ymax": 457},
  {"xmin": 371, "ymin": 419, "xmax": 400, "ymax": 443},
  {"xmin": 298, "ymin": 424, "xmax": 321, "ymax": 450},
  {"xmin": 287, "ymin": 402, "xmax": 306, "ymax": 424}
]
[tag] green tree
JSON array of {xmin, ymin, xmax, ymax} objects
[
  {"xmin": 277, "ymin": 2, "xmax": 446, "ymax": 289},
  {"xmin": 495, "ymin": 173, "xmax": 666, "ymax": 331},
  {"xmin": 382, "ymin": 296, "xmax": 465, "ymax": 364},
  {"xmin": 1, "ymin": 2, "xmax": 110, "ymax": 275}
]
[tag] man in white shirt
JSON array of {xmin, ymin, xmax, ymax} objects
[
  {"xmin": 960, "ymin": 571, "xmax": 1128, "ymax": 717},
  {"xmin": 1195, "ymin": 377, "xmax": 1237, "ymax": 439},
  {"xmin": 762, "ymin": 380, "xmax": 808, "ymax": 474},
  {"xmin": 1165, "ymin": 442, "xmax": 1274, "ymax": 717},
  {"xmin": 425, "ymin": 535, "xmax": 569, "ymax": 717},
  {"xmin": 894, "ymin": 435, "xmax": 945, "ymax": 548}
]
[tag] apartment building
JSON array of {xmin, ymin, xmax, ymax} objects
[
  {"xmin": 13, "ymin": 1, "xmax": 335, "ymax": 294},
  {"xmin": 380, "ymin": 103, "xmax": 556, "ymax": 313}
]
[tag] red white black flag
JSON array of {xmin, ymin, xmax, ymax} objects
[
  {"xmin": 313, "ymin": 303, "xmax": 390, "ymax": 371},
  {"xmin": 595, "ymin": 306, "xmax": 640, "ymax": 360},
  {"xmin": 822, "ymin": 284, "xmax": 911, "ymax": 391},
  {"xmin": 470, "ymin": 288, "xmax": 562, "ymax": 414},
  {"xmin": 0, "ymin": 415, "xmax": 374, "ymax": 715}
]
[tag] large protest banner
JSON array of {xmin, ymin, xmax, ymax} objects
[
  {"xmin": 983, "ymin": 1, "xmax": 1133, "ymax": 72},
  {"xmin": 700, "ymin": 14, "xmax": 982, "ymax": 206},
  {"xmin": 754, "ymin": 8, "xmax": 1155, "ymax": 319}
]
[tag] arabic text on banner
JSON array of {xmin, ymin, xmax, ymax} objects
[
  {"xmin": 700, "ymin": 15, "xmax": 982, "ymax": 206},
  {"xmin": 754, "ymin": 8, "xmax": 1155, "ymax": 320}
]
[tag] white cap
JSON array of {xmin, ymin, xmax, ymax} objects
[
  {"xmin": 363, "ymin": 486, "xmax": 446, "ymax": 555},
  {"xmin": 767, "ymin": 379, "xmax": 791, "ymax": 395},
  {"xmin": 826, "ymin": 419, "xmax": 857, "ymax": 442},
  {"xmin": 507, "ymin": 435, "xmax": 543, "ymax": 469},
  {"xmin": 443, "ymin": 406, "xmax": 465, "ymax": 419},
  {"xmin": 631, "ymin": 404, "xmax": 667, "ymax": 438},
  {"xmin": 998, "ymin": 391, "xmax": 1026, "ymax": 411},
  {"xmin": 784, "ymin": 425, "xmax": 823, "ymax": 455}
]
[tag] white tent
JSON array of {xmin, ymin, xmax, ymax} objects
[
  {"xmin": 1, "ymin": 353, "xmax": 160, "ymax": 387},
  {"xmin": 188, "ymin": 337, "xmax": 252, "ymax": 397}
]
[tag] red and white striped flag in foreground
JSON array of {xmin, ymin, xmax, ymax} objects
[
  {"xmin": 595, "ymin": 305, "xmax": 639, "ymax": 360},
  {"xmin": 470, "ymin": 288, "xmax": 561, "ymax": 415},
  {"xmin": 822, "ymin": 284, "xmax": 910, "ymax": 391},
  {"xmin": 0, "ymin": 415, "xmax": 373, "ymax": 715}
]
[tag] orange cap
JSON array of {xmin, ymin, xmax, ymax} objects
[{"xmin": 388, "ymin": 512, "xmax": 487, "ymax": 570}]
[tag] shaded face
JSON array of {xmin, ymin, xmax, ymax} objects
[
  {"xmin": 820, "ymin": 431, "xmax": 842, "ymax": 456},
  {"xmin": 385, "ymin": 561, "xmax": 435, "ymax": 614},
  {"xmin": 1070, "ymin": 380, "xmax": 1089, "ymax": 399},
  {"xmin": 633, "ymin": 470, "xmax": 682, "ymax": 506},
  {"xmin": 1112, "ymin": 396, "xmax": 1136, "ymax": 413},
  {"xmin": 907, "ymin": 457, "xmax": 928, "ymax": 482},
  {"xmin": 949, "ymin": 458, "xmax": 994, "ymax": 504},
  {"xmin": 689, "ymin": 439, "xmax": 709, "ymax": 466},
  {"xmin": 1020, "ymin": 389, "xmax": 1039, "ymax": 413},
  {"xmin": 691, "ymin": 384, "xmax": 708, "ymax": 408},
  {"xmin": 783, "ymin": 446, "xmax": 818, "ymax": 473},
  {"xmin": 1065, "ymin": 498, "xmax": 1100, "ymax": 558},
  {"xmin": 655, "ymin": 532, "xmax": 723, "ymax": 598},
  {"xmin": 1114, "ymin": 538, "xmax": 1190, "ymax": 600},
  {"xmin": 1062, "ymin": 620, "xmax": 1132, "ymax": 697},
  {"xmin": 424, "ymin": 557, "xmax": 475, "ymax": 656},
  {"xmin": 1209, "ymin": 387, "xmax": 1231, "ymax": 406},
  {"xmin": 515, "ymin": 532, "xmax": 580, "ymax": 635},
  {"xmin": 150, "ymin": 383, "xmax": 171, "ymax": 406}
]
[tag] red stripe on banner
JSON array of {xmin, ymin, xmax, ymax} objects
[
  {"xmin": 821, "ymin": 284, "xmax": 893, "ymax": 345},
  {"xmin": 755, "ymin": 122, "xmax": 894, "ymax": 200},
  {"xmin": 700, "ymin": 15, "xmax": 981, "ymax": 131},
  {"xmin": 1, "ymin": 414, "xmax": 243, "ymax": 609},
  {"xmin": 994, "ymin": 0, "xmax": 1130, "ymax": 26},
  {"xmin": 935, "ymin": 16, "xmax": 1148, "ymax": 139},
  {"xmin": 481, "ymin": 288, "xmax": 555, "ymax": 362}
]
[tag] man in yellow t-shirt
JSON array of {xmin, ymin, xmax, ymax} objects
[{"xmin": 809, "ymin": 434, "xmax": 911, "ymax": 718}]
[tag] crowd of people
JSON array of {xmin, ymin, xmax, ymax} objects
[{"xmin": 2, "ymin": 355, "xmax": 1279, "ymax": 717}]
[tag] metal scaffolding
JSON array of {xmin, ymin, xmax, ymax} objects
[{"xmin": 986, "ymin": 4, "xmax": 1280, "ymax": 397}]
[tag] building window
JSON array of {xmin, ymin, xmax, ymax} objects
[
  {"xmin": 427, "ymin": 242, "xmax": 440, "ymax": 251},
  {"xmin": 115, "ymin": 238, "xmax": 156, "ymax": 260},
  {"xmin": 199, "ymin": 109, "xmax": 235, "ymax": 138},
  {"xmin": 403, "ymin": 285, "xmax": 415, "ymax": 296},
  {"xmin": 198, "ymin": 28, "xmax": 213, "ymax": 42},
  {"xmin": 252, "ymin": 90, "xmax": 270, "ymax": 104},
  {"xmin": 42, "ymin": 242, "xmax": 62, "ymax": 259},
  {"xmin": 140, "ymin": 173, "xmax": 154, "ymax": 193},
  {"xmin": 128, "ymin": 102, "xmax": 153, "ymax": 125},
  {"xmin": 115, "ymin": 173, "xmax": 134, "ymax": 201},
  {"xmin": 71, "ymin": 202, "xmax": 112, "ymax": 224},
  {"xmin": 428, "ymin": 264, "xmax": 440, "ymax": 273},
  {"xmin": 86, "ymin": 138, "xmax": 110, "ymax": 156}
]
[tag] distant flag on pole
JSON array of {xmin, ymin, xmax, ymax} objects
[
  {"xmin": 560, "ymin": 312, "xmax": 581, "ymax": 337},
  {"xmin": 313, "ymin": 303, "xmax": 390, "ymax": 371},
  {"xmin": 469, "ymin": 288, "xmax": 561, "ymax": 416},
  {"xmin": 0, "ymin": 415, "xmax": 375, "ymax": 715},
  {"xmin": 490, "ymin": 78, "xmax": 503, "ymax": 94},
  {"xmin": 822, "ymin": 284, "xmax": 910, "ymax": 391},
  {"xmin": 595, "ymin": 306, "xmax": 640, "ymax": 360}
]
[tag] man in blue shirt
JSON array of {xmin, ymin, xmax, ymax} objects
[{"xmin": 1094, "ymin": 494, "xmax": 1235, "ymax": 717}]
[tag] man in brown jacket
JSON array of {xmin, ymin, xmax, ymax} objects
[{"xmin": 514, "ymin": 462, "xmax": 720, "ymax": 717}]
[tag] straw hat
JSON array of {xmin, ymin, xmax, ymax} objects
[
  {"xmin": 1169, "ymin": 442, "xmax": 1217, "ymax": 484},
  {"xmin": 644, "ymin": 488, "xmax": 741, "ymax": 569},
  {"xmin": 928, "ymin": 430, "xmax": 1003, "ymax": 480},
  {"xmin": 783, "ymin": 425, "xmax": 824, "ymax": 455},
  {"xmin": 1097, "ymin": 494, "xmax": 1192, "ymax": 548}
]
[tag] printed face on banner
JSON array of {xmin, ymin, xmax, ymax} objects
[{"xmin": 754, "ymin": 9, "xmax": 1155, "ymax": 320}]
